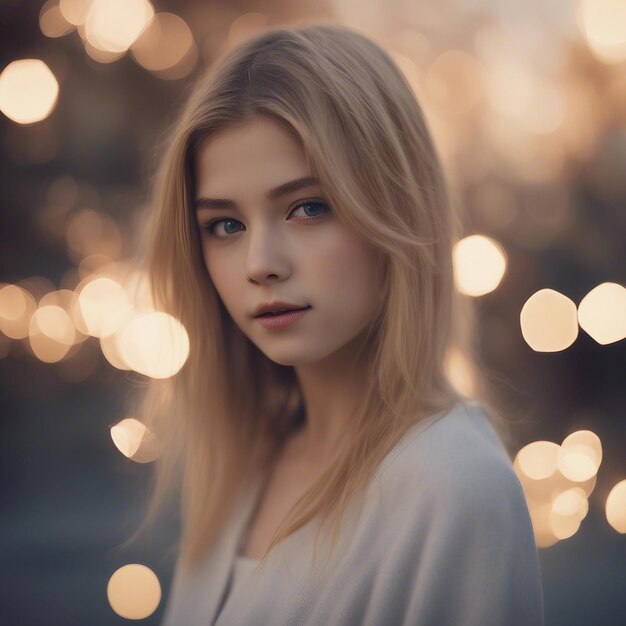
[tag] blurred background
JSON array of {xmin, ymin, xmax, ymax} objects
[{"xmin": 1, "ymin": 0, "xmax": 625, "ymax": 624}]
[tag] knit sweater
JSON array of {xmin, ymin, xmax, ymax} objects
[{"xmin": 161, "ymin": 400, "xmax": 545, "ymax": 625}]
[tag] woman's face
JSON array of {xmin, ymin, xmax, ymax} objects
[{"xmin": 193, "ymin": 114, "xmax": 382, "ymax": 366}]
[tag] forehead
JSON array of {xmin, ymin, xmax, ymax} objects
[{"xmin": 194, "ymin": 116, "xmax": 312, "ymax": 195}]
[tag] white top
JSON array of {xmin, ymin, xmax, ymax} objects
[
  {"xmin": 161, "ymin": 399, "xmax": 545, "ymax": 626},
  {"xmin": 213, "ymin": 555, "xmax": 260, "ymax": 625}
]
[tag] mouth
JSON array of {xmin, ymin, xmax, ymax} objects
[{"xmin": 256, "ymin": 305, "xmax": 311, "ymax": 318}]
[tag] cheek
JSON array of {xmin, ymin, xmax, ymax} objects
[
  {"xmin": 314, "ymin": 230, "xmax": 380, "ymax": 318},
  {"xmin": 204, "ymin": 249, "xmax": 240, "ymax": 313}
]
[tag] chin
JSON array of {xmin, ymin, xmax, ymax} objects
[
  {"xmin": 263, "ymin": 352, "xmax": 308, "ymax": 367},
  {"xmin": 261, "ymin": 345, "xmax": 323, "ymax": 367}
]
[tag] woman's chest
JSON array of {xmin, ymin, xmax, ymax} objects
[{"xmin": 239, "ymin": 453, "xmax": 325, "ymax": 560}]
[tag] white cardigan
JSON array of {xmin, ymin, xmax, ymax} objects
[{"xmin": 161, "ymin": 400, "xmax": 545, "ymax": 625}]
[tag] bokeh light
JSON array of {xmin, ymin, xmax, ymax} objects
[
  {"xmin": 77, "ymin": 276, "xmax": 132, "ymax": 337},
  {"xmin": 444, "ymin": 345, "xmax": 475, "ymax": 397},
  {"xmin": 452, "ymin": 234, "xmax": 507, "ymax": 296},
  {"xmin": 118, "ymin": 311, "xmax": 189, "ymax": 379},
  {"xmin": 520, "ymin": 289, "xmax": 579, "ymax": 351},
  {"xmin": 107, "ymin": 564, "xmax": 161, "ymax": 619},
  {"xmin": 84, "ymin": 0, "xmax": 154, "ymax": 54},
  {"xmin": 517, "ymin": 441, "xmax": 560, "ymax": 481},
  {"xmin": 550, "ymin": 505, "xmax": 582, "ymax": 540},
  {"xmin": 39, "ymin": 0, "xmax": 75, "ymax": 38},
  {"xmin": 0, "ymin": 59, "xmax": 59, "ymax": 124},
  {"xmin": 39, "ymin": 290, "xmax": 87, "ymax": 345},
  {"xmin": 2, "ymin": 2, "xmax": 626, "ymax": 622},
  {"xmin": 0, "ymin": 284, "xmax": 37, "ymax": 340},
  {"xmin": 514, "ymin": 427, "xmax": 605, "ymax": 547},
  {"xmin": 28, "ymin": 305, "xmax": 74, "ymax": 363},
  {"xmin": 552, "ymin": 487, "xmax": 588, "ymax": 518},
  {"xmin": 110, "ymin": 417, "xmax": 146, "ymax": 458},
  {"xmin": 110, "ymin": 417, "xmax": 161, "ymax": 463},
  {"xmin": 577, "ymin": 282, "xmax": 626, "ymax": 345},
  {"xmin": 578, "ymin": 0, "xmax": 626, "ymax": 63},
  {"xmin": 605, "ymin": 479, "xmax": 626, "ymax": 533},
  {"xmin": 424, "ymin": 50, "xmax": 485, "ymax": 116},
  {"xmin": 131, "ymin": 13, "xmax": 194, "ymax": 72},
  {"xmin": 557, "ymin": 430, "xmax": 603, "ymax": 482},
  {"xmin": 59, "ymin": 0, "xmax": 93, "ymax": 26},
  {"xmin": 31, "ymin": 304, "xmax": 76, "ymax": 345},
  {"xmin": 65, "ymin": 208, "xmax": 123, "ymax": 263}
]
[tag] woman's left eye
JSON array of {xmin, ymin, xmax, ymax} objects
[
  {"xmin": 289, "ymin": 200, "xmax": 330, "ymax": 220},
  {"xmin": 200, "ymin": 199, "xmax": 330, "ymax": 239}
]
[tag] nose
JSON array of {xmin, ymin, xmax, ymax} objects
[{"xmin": 245, "ymin": 225, "xmax": 290, "ymax": 285}]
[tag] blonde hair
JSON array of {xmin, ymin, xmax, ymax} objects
[{"xmin": 129, "ymin": 22, "xmax": 518, "ymax": 575}]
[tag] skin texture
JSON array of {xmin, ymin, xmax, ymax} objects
[{"xmin": 193, "ymin": 113, "xmax": 383, "ymax": 461}]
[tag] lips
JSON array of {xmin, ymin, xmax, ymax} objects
[{"xmin": 258, "ymin": 306, "xmax": 310, "ymax": 317}]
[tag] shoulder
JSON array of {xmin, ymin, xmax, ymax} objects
[
  {"xmin": 372, "ymin": 400, "xmax": 525, "ymax": 521},
  {"xmin": 351, "ymin": 401, "xmax": 544, "ymax": 626}
]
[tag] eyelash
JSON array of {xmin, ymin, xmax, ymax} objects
[{"xmin": 200, "ymin": 199, "xmax": 331, "ymax": 239}]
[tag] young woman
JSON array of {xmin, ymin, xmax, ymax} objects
[{"xmin": 135, "ymin": 23, "xmax": 544, "ymax": 626}]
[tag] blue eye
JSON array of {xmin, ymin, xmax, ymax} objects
[
  {"xmin": 290, "ymin": 200, "xmax": 328, "ymax": 219},
  {"xmin": 201, "ymin": 199, "xmax": 330, "ymax": 239}
]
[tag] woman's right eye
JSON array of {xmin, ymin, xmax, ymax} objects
[{"xmin": 201, "ymin": 218, "xmax": 243, "ymax": 238}]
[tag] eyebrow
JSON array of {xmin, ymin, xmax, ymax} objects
[{"xmin": 194, "ymin": 176, "xmax": 321, "ymax": 212}]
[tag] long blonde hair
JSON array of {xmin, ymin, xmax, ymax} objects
[{"xmin": 130, "ymin": 22, "xmax": 517, "ymax": 574}]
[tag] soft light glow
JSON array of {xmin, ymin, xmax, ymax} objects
[
  {"xmin": 549, "ymin": 507, "xmax": 582, "ymax": 540},
  {"xmin": 130, "ymin": 13, "xmax": 193, "ymax": 72},
  {"xmin": 107, "ymin": 564, "xmax": 161, "ymax": 619},
  {"xmin": 85, "ymin": 0, "xmax": 154, "ymax": 53},
  {"xmin": 515, "ymin": 441, "xmax": 596, "ymax": 549},
  {"xmin": 128, "ymin": 426, "xmax": 161, "ymax": 463},
  {"xmin": 606, "ymin": 479, "xmax": 626, "ymax": 533},
  {"xmin": 0, "ymin": 284, "xmax": 27, "ymax": 321},
  {"xmin": 552, "ymin": 487, "xmax": 588, "ymax": 518},
  {"xmin": 484, "ymin": 58, "xmax": 534, "ymax": 118},
  {"xmin": 78, "ymin": 276, "xmax": 132, "ymax": 337},
  {"xmin": 0, "ymin": 59, "xmax": 59, "ymax": 124},
  {"xmin": 452, "ymin": 234, "xmax": 507, "ymax": 296},
  {"xmin": 150, "ymin": 41, "xmax": 198, "ymax": 80},
  {"xmin": 577, "ymin": 473, "xmax": 597, "ymax": 499},
  {"xmin": 111, "ymin": 418, "xmax": 146, "ymax": 458},
  {"xmin": 123, "ymin": 270, "xmax": 155, "ymax": 312},
  {"xmin": 29, "ymin": 306, "xmax": 74, "ymax": 363},
  {"xmin": 118, "ymin": 311, "xmax": 189, "ymax": 378},
  {"xmin": 32, "ymin": 305, "xmax": 75, "ymax": 345},
  {"xmin": 0, "ymin": 285, "xmax": 37, "ymax": 339},
  {"xmin": 40, "ymin": 0, "xmax": 75, "ymax": 38},
  {"xmin": 84, "ymin": 41, "xmax": 126, "ymax": 64},
  {"xmin": 425, "ymin": 50, "xmax": 484, "ymax": 116},
  {"xmin": 557, "ymin": 430, "xmax": 602, "ymax": 482},
  {"xmin": 578, "ymin": 0, "xmax": 626, "ymax": 63},
  {"xmin": 28, "ymin": 331, "xmax": 71, "ymax": 362},
  {"xmin": 65, "ymin": 208, "xmax": 123, "ymax": 262},
  {"xmin": 111, "ymin": 417, "xmax": 161, "ymax": 462},
  {"xmin": 577, "ymin": 282, "xmax": 626, "ymax": 345},
  {"xmin": 99, "ymin": 316, "xmax": 132, "ymax": 371},
  {"xmin": 516, "ymin": 441, "xmax": 560, "ymax": 481},
  {"xmin": 59, "ymin": 0, "xmax": 93, "ymax": 26},
  {"xmin": 444, "ymin": 346, "xmax": 475, "ymax": 397},
  {"xmin": 520, "ymin": 289, "xmax": 578, "ymax": 351},
  {"xmin": 522, "ymin": 82, "xmax": 566, "ymax": 135}
]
